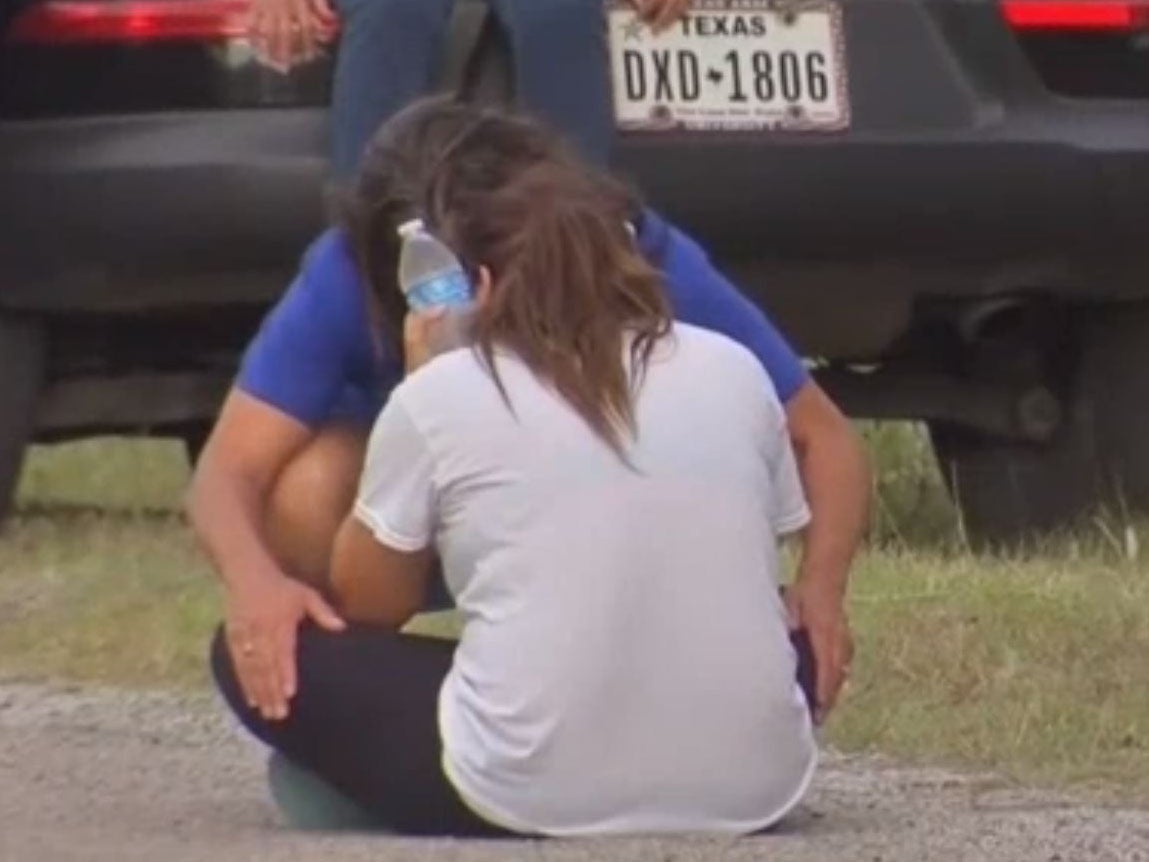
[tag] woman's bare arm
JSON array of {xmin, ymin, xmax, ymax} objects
[
  {"xmin": 188, "ymin": 389, "xmax": 345, "ymax": 721},
  {"xmin": 330, "ymin": 516, "xmax": 432, "ymax": 628},
  {"xmin": 784, "ymin": 381, "xmax": 870, "ymax": 723}
]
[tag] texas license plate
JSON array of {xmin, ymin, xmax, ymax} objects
[{"xmin": 608, "ymin": 0, "xmax": 849, "ymax": 132}]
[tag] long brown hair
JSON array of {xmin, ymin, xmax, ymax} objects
[{"xmin": 336, "ymin": 97, "xmax": 672, "ymax": 455}]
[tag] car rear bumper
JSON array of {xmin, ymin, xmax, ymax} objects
[
  {"xmin": 620, "ymin": 108, "xmax": 1149, "ymax": 358},
  {"xmin": 0, "ymin": 108, "xmax": 329, "ymax": 312},
  {"xmin": 625, "ymin": 112, "xmax": 1149, "ymax": 298},
  {"xmin": 2, "ymin": 100, "xmax": 1149, "ymax": 320}
]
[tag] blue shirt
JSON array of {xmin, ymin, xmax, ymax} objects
[{"xmin": 238, "ymin": 211, "xmax": 807, "ymax": 428}]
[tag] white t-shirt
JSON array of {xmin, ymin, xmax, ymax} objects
[{"xmin": 355, "ymin": 323, "xmax": 816, "ymax": 836}]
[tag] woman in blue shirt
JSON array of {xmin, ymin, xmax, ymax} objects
[{"xmin": 188, "ymin": 99, "xmax": 868, "ymax": 739}]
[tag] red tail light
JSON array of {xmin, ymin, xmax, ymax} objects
[
  {"xmin": 7, "ymin": 0, "xmax": 250, "ymax": 44},
  {"xmin": 1002, "ymin": 1, "xmax": 1149, "ymax": 31}
]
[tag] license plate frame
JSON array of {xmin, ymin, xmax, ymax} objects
[{"xmin": 607, "ymin": 0, "xmax": 850, "ymax": 134}]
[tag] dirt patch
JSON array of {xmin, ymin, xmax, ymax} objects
[{"xmin": 1, "ymin": 682, "xmax": 1146, "ymax": 862}]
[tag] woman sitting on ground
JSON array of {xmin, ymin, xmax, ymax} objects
[{"xmin": 211, "ymin": 103, "xmax": 823, "ymax": 837}]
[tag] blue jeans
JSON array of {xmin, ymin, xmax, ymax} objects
[{"xmin": 330, "ymin": 0, "xmax": 613, "ymax": 177}]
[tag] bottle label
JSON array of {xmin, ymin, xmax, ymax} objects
[{"xmin": 406, "ymin": 270, "xmax": 472, "ymax": 312}]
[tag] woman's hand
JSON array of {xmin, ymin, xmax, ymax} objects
[
  {"xmin": 248, "ymin": 0, "xmax": 336, "ymax": 73},
  {"xmin": 785, "ymin": 579, "xmax": 854, "ymax": 726},
  {"xmin": 403, "ymin": 308, "xmax": 450, "ymax": 375},
  {"xmin": 629, "ymin": 0, "xmax": 692, "ymax": 33},
  {"xmin": 224, "ymin": 570, "xmax": 345, "ymax": 721},
  {"xmin": 404, "ymin": 269, "xmax": 488, "ymax": 374}
]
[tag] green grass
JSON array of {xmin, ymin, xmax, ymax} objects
[
  {"xmin": 0, "ymin": 510, "xmax": 217, "ymax": 687},
  {"xmin": 16, "ymin": 438, "xmax": 192, "ymax": 514},
  {"xmin": 2, "ymin": 429, "xmax": 1148, "ymax": 800},
  {"xmin": 838, "ymin": 545, "xmax": 1149, "ymax": 797}
]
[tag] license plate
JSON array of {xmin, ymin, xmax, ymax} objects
[{"xmin": 608, "ymin": 0, "xmax": 849, "ymax": 133}]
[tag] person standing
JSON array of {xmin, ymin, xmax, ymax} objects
[{"xmin": 246, "ymin": 0, "xmax": 691, "ymax": 174}]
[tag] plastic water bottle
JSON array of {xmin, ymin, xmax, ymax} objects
[
  {"xmin": 397, "ymin": 218, "xmax": 474, "ymax": 359},
  {"xmin": 397, "ymin": 219, "xmax": 472, "ymax": 312}
]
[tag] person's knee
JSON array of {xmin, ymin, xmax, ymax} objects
[
  {"xmin": 210, "ymin": 626, "xmax": 244, "ymax": 712},
  {"xmin": 209, "ymin": 625, "xmax": 291, "ymax": 747},
  {"xmin": 266, "ymin": 426, "xmax": 367, "ymax": 587}
]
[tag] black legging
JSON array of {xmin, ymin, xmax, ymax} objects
[
  {"xmin": 211, "ymin": 626, "xmax": 508, "ymax": 837},
  {"xmin": 211, "ymin": 624, "xmax": 817, "ymax": 838}
]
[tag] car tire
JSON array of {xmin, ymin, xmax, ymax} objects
[
  {"xmin": 0, "ymin": 314, "xmax": 46, "ymax": 524},
  {"xmin": 929, "ymin": 423, "xmax": 1100, "ymax": 547},
  {"xmin": 931, "ymin": 301, "xmax": 1149, "ymax": 546}
]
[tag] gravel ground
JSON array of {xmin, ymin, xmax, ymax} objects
[{"xmin": 1, "ymin": 682, "xmax": 1147, "ymax": 862}]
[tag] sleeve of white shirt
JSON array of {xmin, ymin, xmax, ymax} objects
[
  {"xmin": 767, "ymin": 407, "xmax": 812, "ymax": 536},
  {"xmin": 353, "ymin": 394, "xmax": 437, "ymax": 553}
]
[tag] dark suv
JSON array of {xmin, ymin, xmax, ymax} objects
[{"xmin": 3, "ymin": 0, "xmax": 1149, "ymax": 543}]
